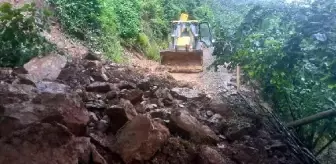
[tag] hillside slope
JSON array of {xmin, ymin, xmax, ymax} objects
[{"xmin": 0, "ymin": 0, "xmax": 321, "ymax": 163}]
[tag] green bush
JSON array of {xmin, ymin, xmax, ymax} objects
[
  {"xmin": 137, "ymin": 33, "xmax": 150, "ymax": 48},
  {"xmin": 145, "ymin": 43, "xmax": 160, "ymax": 61},
  {"xmin": 213, "ymin": 1, "xmax": 336, "ymax": 153},
  {"xmin": 97, "ymin": 0, "xmax": 123, "ymax": 62},
  {"xmin": 140, "ymin": 0, "xmax": 168, "ymax": 40},
  {"xmin": 49, "ymin": 0, "xmax": 101, "ymax": 42},
  {"xmin": 51, "ymin": 0, "xmax": 125, "ymax": 62},
  {"xmin": 0, "ymin": 3, "xmax": 54, "ymax": 67},
  {"xmin": 50, "ymin": 0, "xmax": 216, "ymax": 62},
  {"xmin": 114, "ymin": 0, "xmax": 141, "ymax": 39}
]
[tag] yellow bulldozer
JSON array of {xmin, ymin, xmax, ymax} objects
[{"xmin": 160, "ymin": 13, "xmax": 214, "ymax": 73}]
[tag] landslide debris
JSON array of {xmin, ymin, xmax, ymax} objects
[{"xmin": 0, "ymin": 54, "xmax": 302, "ymax": 164}]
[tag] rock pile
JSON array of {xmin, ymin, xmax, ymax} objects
[{"xmin": 0, "ymin": 54, "xmax": 301, "ymax": 164}]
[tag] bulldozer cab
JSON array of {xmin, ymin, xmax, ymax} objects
[
  {"xmin": 170, "ymin": 21, "xmax": 213, "ymax": 50},
  {"xmin": 160, "ymin": 13, "xmax": 213, "ymax": 73}
]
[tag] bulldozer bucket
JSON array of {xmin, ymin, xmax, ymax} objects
[{"xmin": 160, "ymin": 50, "xmax": 203, "ymax": 73}]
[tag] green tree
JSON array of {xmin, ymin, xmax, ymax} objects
[
  {"xmin": 213, "ymin": 0, "xmax": 336, "ymax": 154},
  {"xmin": 0, "ymin": 2, "xmax": 54, "ymax": 67}
]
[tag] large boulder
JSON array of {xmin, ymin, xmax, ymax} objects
[
  {"xmin": 112, "ymin": 116, "xmax": 170, "ymax": 163},
  {"xmin": 120, "ymin": 89, "xmax": 143, "ymax": 104},
  {"xmin": 197, "ymin": 146, "xmax": 226, "ymax": 164},
  {"xmin": 0, "ymin": 123, "xmax": 106, "ymax": 164},
  {"xmin": 0, "ymin": 83, "xmax": 37, "ymax": 105},
  {"xmin": 24, "ymin": 54, "xmax": 67, "ymax": 82},
  {"xmin": 169, "ymin": 110, "xmax": 219, "ymax": 144},
  {"xmin": 105, "ymin": 99, "xmax": 137, "ymax": 133},
  {"xmin": 0, "ymin": 83, "xmax": 89, "ymax": 136},
  {"xmin": 85, "ymin": 61, "xmax": 109, "ymax": 82}
]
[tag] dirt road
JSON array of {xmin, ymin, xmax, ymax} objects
[
  {"xmin": 170, "ymin": 48, "xmax": 234, "ymax": 98},
  {"xmin": 128, "ymin": 47, "xmax": 235, "ymax": 102}
]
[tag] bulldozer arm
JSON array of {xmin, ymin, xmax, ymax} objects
[{"xmin": 160, "ymin": 50, "xmax": 203, "ymax": 73}]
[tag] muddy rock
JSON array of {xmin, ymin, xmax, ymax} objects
[
  {"xmin": 137, "ymin": 77, "xmax": 151, "ymax": 91},
  {"xmin": 81, "ymin": 91, "xmax": 105, "ymax": 102},
  {"xmin": 120, "ymin": 89, "xmax": 143, "ymax": 104},
  {"xmin": 144, "ymin": 103, "xmax": 158, "ymax": 111},
  {"xmin": 171, "ymin": 87, "xmax": 204, "ymax": 100},
  {"xmin": 76, "ymin": 138, "xmax": 107, "ymax": 164},
  {"xmin": 91, "ymin": 68, "xmax": 109, "ymax": 82},
  {"xmin": 155, "ymin": 88, "xmax": 174, "ymax": 100},
  {"xmin": 221, "ymin": 119, "xmax": 257, "ymax": 141},
  {"xmin": 230, "ymin": 143, "xmax": 260, "ymax": 164},
  {"xmin": 150, "ymin": 108, "xmax": 171, "ymax": 120},
  {"xmin": 34, "ymin": 92, "xmax": 90, "ymax": 135},
  {"xmin": 85, "ymin": 51, "xmax": 102, "ymax": 61},
  {"xmin": 105, "ymin": 99, "xmax": 137, "ymax": 133},
  {"xmin": 57, "ymin": 60, "xmax": 91, "ymax": 88},
  {"xmin": 106, "ymin": 90, "xmax": 118, "ymax": 100},
  {"xmin": 12, "ymin": 74, "xmax": 37, "ymax": 86},
  {"xmin": 0, "ymin": 91, "xmax": 89, "ymax": 136},
  {"xmin": 0, "ymin": 123, "xmax": 106, "ymax": 164},
  {"xmin": 117, "ymin": 80, "xmax": 136, "ymax": 90},
  {"xmin": 197, "ymin": 146, "xmax": 226, "ymax": 164},
  {"xmin": 150, "ymin": 137, "xmax": 198, "ymax": 164},
  {"xmin": 206, "ymin": 103, "xmax": 235, "ymax": 120},
  {"xmin": 96, "ymin": 119, "xmax": 109, "ymax": 132},
  {"xmin": 0, "ymin": 68, "xmax": 14, "ymax": 83},
  {"xmin": 89, "ymin": 112, "xmax": 99, "ymax": 122},
  {"xmin": 86, "ymin": 60, "xmax": 103, "ymax": 70},
  {"xmin": 0, "ymin": 83, "xmax": 37, "ymax": 105},
  {"xmin": 208, "ymin": 114, "xmax": 223, "ymax": 124},
  {"xmin": 24, "ymin": 54, "xmax": 67, "ymax": 82},
  {"xmin": 85, "ymin": 61, "xmax": 109, "ymax": 82},
  {"xmin": 86, "ymin": 82, "xmax": 112, "ymax": 93},
  {"xmin": 86, "ymin": 100, "xmax": 107, "ymax": 110},
  {"xmin": 89, "ymin": 132, "xmax": 114, "ymax": 151},
  {"xmin": 12, "ymin": 67, "xmax": 28, "ymax": 75},
  {"xmin": 112, "ymin": 116, "xmax": 170, "ymax": 163},
  {"xmin": 36, "ymin": 81, "xmax": 70, "ymax": 94},
  {"xmin": 169, "ymin": 110, "xmax": 219, "ymax": 144}
]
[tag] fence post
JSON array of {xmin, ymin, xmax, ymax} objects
[{"xmin": 237, "ymin": 65, "xmax": 241, "ymax": 91}]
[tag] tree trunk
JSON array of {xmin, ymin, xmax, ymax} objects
[{"xmin": 287, "ymin": 109, "xmax": 336, "ymax": 128}]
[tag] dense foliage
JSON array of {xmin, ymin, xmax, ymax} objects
[
  {"xmin": 50, "ymin": 0, "xmax": 216, "ymax": 61},
  {"xmin": 213, "ymin": 0, "xmax": 336, "ymax": 155},
  {"xmin": 2, "ymin": 0, "xmax": 335, "ymax": 160},
  {"xmin": 0, "ymin": 2, "xmax": 54, "ymax": 67}
]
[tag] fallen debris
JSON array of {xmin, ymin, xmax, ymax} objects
[{"xmin": 0, "ymin": 56, "xmax": 310, "ymax": 164}]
